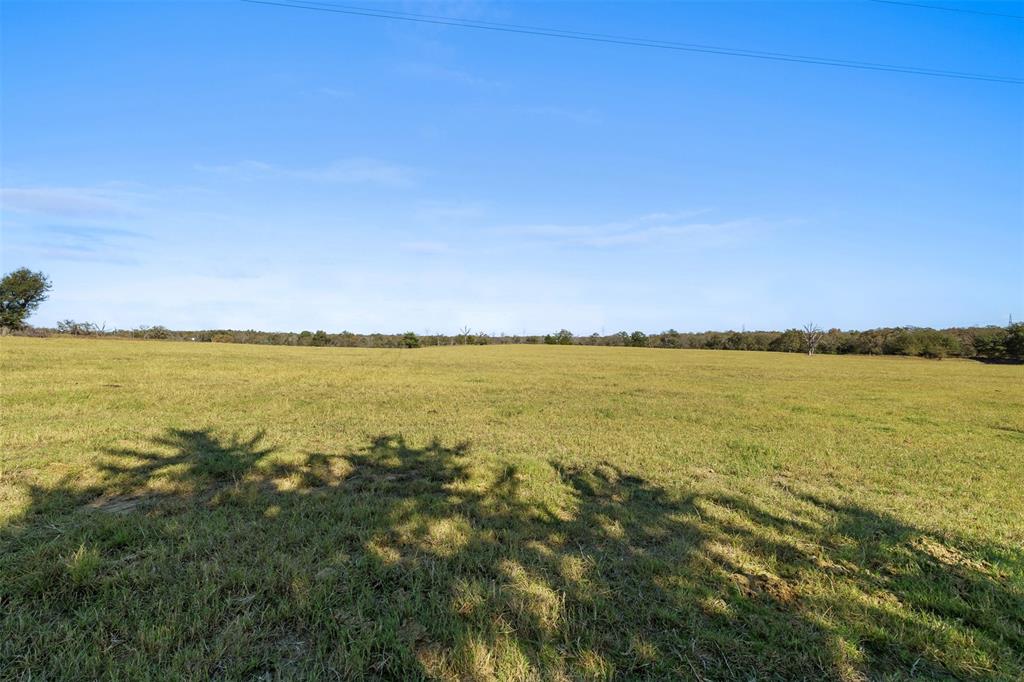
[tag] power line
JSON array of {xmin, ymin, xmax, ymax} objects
[
  {"xmin": 867, "ymin": 0, "xmax": 1024, "ymax": 20},
  {"xmin": 241, "ymin": 0, "xmax": 1023, "ymax": 85}
]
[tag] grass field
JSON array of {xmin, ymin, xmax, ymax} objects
[{"xmin": 1, "ymin": 337, "xmax": 1022, "ymax": 680}]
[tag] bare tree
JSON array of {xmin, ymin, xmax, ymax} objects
[
  {"xmin": 802, "ymin": 322, "xmax": 824, "ymax": 356},
  {"xmin": 457, "ymin": 325, "xmax": 471, "ymax": 345}
]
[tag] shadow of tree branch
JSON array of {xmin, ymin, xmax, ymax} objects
[{"xmin": 2, "ymin": 429, "xmax": 1021, "ymax": 680}]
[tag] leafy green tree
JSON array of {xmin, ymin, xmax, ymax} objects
[
  {"xmin": 658, "ymin": 329, "xmax": 683, "ymax": 349},
  {"xmin": 545, "ymin": 330, "xmax": 573, "ymax": 345},
  {"xmin": 0, "ymin": 268, "xmax": 51, "ymax": 330},
  {"xmin": 769, "ymin": 329, "xmax": 804, "ymax": 353},
  {"xmin": 887, "ymin": 328, "xmax": 958, "ymax": 359},
  {"xmin": 724, "ymin": 332, "xmax": 745, "ymax": 350},
  {"xmin": 971, "ymin": 328, "xmax": 1005, "ymax": 358},
  {"xmin": 853, "ymin": 330, "xmax": 887, "ymax": 355},
  {"xmin": 629, "ymin": 331, "xmax": 648, "ymax": 347},
  {"xmin": 402, "ymin": 331, "xmax": 420, "ymax": 348},
  {"xmin": 1004, "ymin": 322, "xmax": 1024, "ymax": 359}
]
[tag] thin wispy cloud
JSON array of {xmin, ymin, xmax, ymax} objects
[
  {"xmin": 195, "ymin": 158, "xmax": 416, "ymax": 187},
  {"xmin": 396, "ymin": 62, "xmax": 500, "ymax": 88},
  {"xmin": 414, "ymin": 201, "xmax": 486, "ymax": 223},
  {"xmin": 0, "ymin": 186, "xmax": 140, "ymax": 219},
  {"xmin": 500, "ymin": 210, "xmax": 757, "ymax": 249},
  {"xmin": 298, "ymin": 159, "xmax": 415, "ymax": 185},
  {"xmin": 316, "ymin": 86, "xmax": 354, "ymax": 99},
  {"xmin": 194, "ymin": 160, "xmax": 274, "ymax": 178},
  {"xmin": 520, "ymin": 105, "xmax": 602, "ymax": 125},
  {"xmin": 398, "ymin": 240, "xmax": 452, "ymax": 255},
  {"xmin": 3, "ymin": 224, "xmax": 149, "ymax": 264}
]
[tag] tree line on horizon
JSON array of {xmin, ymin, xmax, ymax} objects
[
  {"xmin": 3, "ymin": 267, "xmax": 1022, "ymax": 360},
  {"xmin": 14, "ymin": 322, "xmax": 1024, "ymax": 362}
]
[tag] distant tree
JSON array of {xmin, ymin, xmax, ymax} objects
[
  {"xmin": 544, "ymin": 329, "xmax": 572, "ymax": 345},
  {"xmin": 886, "ymin": 328, "xmax": 958, "ymax": 359},
  {"xmin": 629, "ymin": 331, "xmax": 648, "ymax": 347},
  {"xmin": 724, "ymin": 332, "xmax": 745, "ymax": 351},
  {"xmin": 768, "ymin": 330, "xmax": 804, "ymax": 353},
  {"xmin": 56, "ymin": 319, "xmax": 101, "ymax": 335},
  {"xmin": 0, "ymin": 268, "xmax": 51, "ymax": 330},
  {"xmin": 817, "ymin": 328, "xmax": 845, "ymax": 355},
  {"xmin": 846, "ymin": 329, "xmax": 883, "ymax": 355},
  {"xmin": 744, "ymin": 332, "xmax": 774, "ymax": 352},
  {"xmin": 702, "ymin": 332, "xmax": 725, "ymax": 350},
  {"xmin": 310, "ymin": 330, "xmax": 329, "ymax": 347},
  {"xmin": 1002, "ymin": 322, "xmax": 1024, "ymax": 359},
  {"xmin": 615, "ymin": 331, "xmax": 630, "ymax": 346},
  {"xmin": 402, "ymin": 331, "xmax": 420, "ymax": 348},
  {"xmin": 802, "ymin": 323, "xmax": 824, "ymax": 356},
  {"xmin": 659, "ymin": 329, "xmax": 683, "ymax": 349}
]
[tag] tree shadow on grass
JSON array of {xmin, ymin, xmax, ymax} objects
[
  {"xmin": 2, "ymin": 430, "xmax": 1021, "ymax": 680},
  {"xmin": 102, "ymin": 428, "xmax": 276, "ymax": 486}
]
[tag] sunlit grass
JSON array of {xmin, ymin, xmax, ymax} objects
[{"xmin": 1, "ymin": 337, "xmax": 1021, "ymax": 679}]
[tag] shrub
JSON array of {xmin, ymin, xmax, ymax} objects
[{"xmin": 56, "ymin": 320, "xmax": 101, "ymax": 336}]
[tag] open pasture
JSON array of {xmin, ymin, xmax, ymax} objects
[{"xmin": 1, "ymin": 337, "xmax": 1021, "ymax": 680}]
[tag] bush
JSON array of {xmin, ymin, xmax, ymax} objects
[
  {"xmin": 56, "ymin": 320, "xmax": 101, "ymax": 336},
  {"xmin": 135, "ymin": 325, "xmax": 171, "ymax": 340}
]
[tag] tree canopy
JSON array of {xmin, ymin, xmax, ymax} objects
[{"xmin": 1, "ymin": 268, "xmax": 51, "ymax": 330}]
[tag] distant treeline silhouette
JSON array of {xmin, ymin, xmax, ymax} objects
[{"xmin": 22, "ymin": 321, "xmax": 1024, "ymax": 360}]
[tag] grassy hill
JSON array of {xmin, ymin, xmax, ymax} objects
[{"xmin": 2, "ymin": 337, "xmax": 1021, "ymax": 679}]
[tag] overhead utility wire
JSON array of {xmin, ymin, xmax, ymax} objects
[
  {"xmin": 241, "ymin": 0, "xmax": 1023, "ymax": 84},
  {"xmin": 867, "ymin": 0, "xmax": 1024, "ymax": 20}
]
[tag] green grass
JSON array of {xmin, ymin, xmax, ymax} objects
[{"xmin": 1, "ymin": 337, "xmax": 1022, "ymax": 680}]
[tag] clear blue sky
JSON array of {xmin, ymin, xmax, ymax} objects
[{"xmin": 2, "ymin": 0, "xmax": 1021, "ymax": 334}]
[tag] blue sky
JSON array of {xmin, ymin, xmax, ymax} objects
[{"xmin": 2, "ymin": 0, "xmax": 1021, "ymax": 334}]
